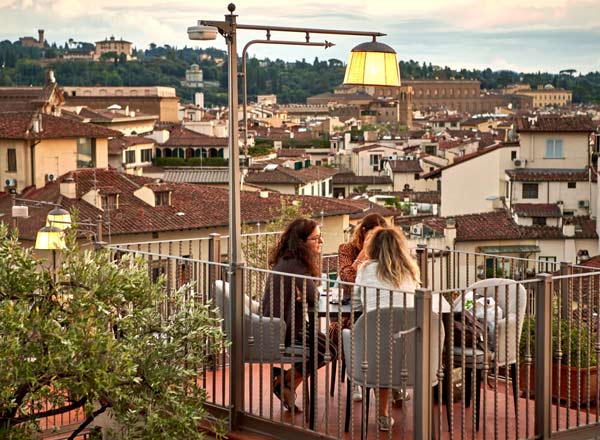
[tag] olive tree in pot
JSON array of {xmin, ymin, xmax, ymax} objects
[{"xmin": 0, "ymin": 224, "xmax": 225, "ymax": 439}]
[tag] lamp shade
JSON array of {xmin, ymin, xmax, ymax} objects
[
  {"xmin": 46, "ymin": 208, "xmax": 71, "ymax": 230},
  {"xmin": 35, "ymin": 226, "xmax": 66, "ymax": 250},
  {"xmin": 343, "ymin": 40, "xmax": 400, "ymax": 87}
]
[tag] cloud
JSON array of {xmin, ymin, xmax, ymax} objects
[{"xmin": 0, "ymin": 0, "xmax": 597, "ymax": 73}]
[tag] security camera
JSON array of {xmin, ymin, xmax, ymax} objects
[{"xmin": 187, "ymin": 25, "xmax": 218, "ymax": 41}]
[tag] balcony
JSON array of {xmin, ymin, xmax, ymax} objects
[{"xmin": 98, "ymin": 233, "xmax": 600, "ymax": 440}]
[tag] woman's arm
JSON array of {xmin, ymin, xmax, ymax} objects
[{"xmin": 338, "ymin": 243, "xmax": 359, "ymax": 283}]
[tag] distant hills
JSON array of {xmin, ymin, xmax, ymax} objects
[{"xmin": 1, "ymin": 41, "xmax": 599, "ymax": 106}]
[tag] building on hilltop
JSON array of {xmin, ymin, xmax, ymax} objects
[
  {"xmin": 181, "ymin": 64, "xmax": 204, "ymax": 88},
  {"xmin": 94, "ymin": 36, "xmax": 133, "ymax": 60},
  {"xmin": 18, "ymin": 29, "xmax": 44, "ymax": 48}
]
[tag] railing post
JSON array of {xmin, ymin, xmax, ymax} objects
[
  {"xmin": 535, "ymin": 273, "xmax": 553, "ymax": 439},
  {"xmin": 414, "ymin": 288, "xmax": 432, "ymax": 440},
  {"xmin": 208, "ymin": 233, "xmax": 222, "ymax": 288},
  {"xmin": 416, "ymin": 244, "xmax": 428, "ymax": 289},
  {"xmin": 96, "ymin": 214, "xmax": 103, "ymax": 244},
  {"xmin": 559, "ymin": 261, "xmax": 570, "ymax": 320}
]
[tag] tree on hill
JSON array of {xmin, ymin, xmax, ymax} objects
[
  {"xmin": 0, "ymin": 224, "xmax": 224, "ymax": 439},
  {"xmin": 1, "ymin": 41, "xmax": 600, "ymax": 104}
]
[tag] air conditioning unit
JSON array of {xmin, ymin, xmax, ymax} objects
[
  {"xmin": 388, "ymin": 155, "xmax": 396, "ymax": 161},
  {"xmin": 578, "ymin": 199, "xmax": 590, "ymax": 208},
  {"xmin": 4, "ymin": 178, "xmax": 16, "ymax": 187},
  {"xmin": 513, "ymin": 158, "xmax": 527, "ymax": 168},
  {"xmin": 46, "ymin": 173, "xmax": 57, "ymax": 182},
  {"xmin": 410, "ymin": 224, "xmax": 422, "ymax": 236}
]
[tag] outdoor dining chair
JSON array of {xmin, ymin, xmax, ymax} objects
[
  {"xmin": 450, "ymin": 278, "xmax": 527, "ymax": 431},
  {"xmin": 342, "ymin": 305, "xmax": 445, "ymax": 438}
]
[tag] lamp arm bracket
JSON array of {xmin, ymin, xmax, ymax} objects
[{"xmin": 200, "ymin": 20, "xmax": 232, "ymax": 37}]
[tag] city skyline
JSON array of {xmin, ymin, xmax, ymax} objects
[{"xmin": 1, "ymin": 0, "xmax": 599, "ymax": 74}]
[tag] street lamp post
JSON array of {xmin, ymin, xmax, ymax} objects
[{"xmin": 189, "ymin": 3, "xmax": 399, "ymax": 430}]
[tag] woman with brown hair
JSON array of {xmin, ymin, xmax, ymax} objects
[
  {"xmin": 262, "ymin": 218, "xmax": 336, "ymax": 412},
  {"xmin": 338, "ymin": 213, "xmax": 388, "ymax": 298},
  {"xmin": 355, "ymin": 226, "xmax": 420, "ymax": 431}
]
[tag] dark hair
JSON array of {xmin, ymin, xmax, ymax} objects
[
  {"xmin": 268, "ymin": 218, "xmax": 320, "ymax": 277},
  {"xmin": 350, "ymin": 213, "xmax": 387, "ymax": 250}
]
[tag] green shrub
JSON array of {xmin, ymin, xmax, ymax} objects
[{"xmin": 519, "ymin": 316, "xmax": 597, "ymax": 368}]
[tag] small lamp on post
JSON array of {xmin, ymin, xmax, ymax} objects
[
  {"xmin": 35, "ymin": 225, "xmax": 66, "ymax": 281},
  {"xmin": 46, "ymin": 207, "xmax": 72, "ymax": 230}
]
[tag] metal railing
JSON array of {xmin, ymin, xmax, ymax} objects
[{"xmin": 102, "ymin": 234, "xmax": 600, "ymax": 440}]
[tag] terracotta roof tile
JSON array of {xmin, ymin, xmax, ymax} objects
[
  {"xmin": 505, "ymin": 168, "xmax": 591, "ymax": 182},
  {"xmin": 0, "ymin": 169, "xmax": 359, "ymax": 240},
  {"xmin": 245, "ymin": 165, "xmax": 337, "ymax": 185},
  {"xmin": 513, "ymin": 203, "xmax": 562, "ymax": 218},
  {"xmin": 0, "ymin": 83, "xmax": 62, "ymax": 113},
  {"xmin": 276, "ymin": 148, "xmax": 306, "ymax": 158},
  {"xmin": 388, "ymin": 159, "xmax": 422, "ymax": 173},
  {"xmin": 450, "ymin": 210, "xmax": 598, "ymax": 241},
  {"xmin": 0, "ymin": 112, "xmax": 121, "ymax": 140},
  {"xmin": 332, "ymin": 198, "xmax": 398, "ymax": 219},
  {"xmin": 517, "ymin": 115, "xmax": 597, "ymax": 132},
  {"xmin": 160, "ymin": 125, "xmax": 227, "ymax": 147},
  {"xmin": 331, "ymin": 173, "xmax": 392, "ymax": 185}
]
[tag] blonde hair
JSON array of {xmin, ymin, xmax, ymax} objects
[{"xmin": 364, "ymin": 227, "xmax": 420, "ymax": 288}]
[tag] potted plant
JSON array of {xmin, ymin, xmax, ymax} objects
[{"xmin": 519, "ymin": 316, "xmax": 598, "ymax": 405}]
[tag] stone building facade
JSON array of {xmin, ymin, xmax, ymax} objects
[
  {"xmin": 63, "ymin": 86, "xmax": 179, "ymax": 122},
  {"xmin": 402, "ymin": 79, "xmax": 487, "ymax": 113},
  {"xmin": 94, "ymin": 36, "xmax": 133, "ymax": 60}
]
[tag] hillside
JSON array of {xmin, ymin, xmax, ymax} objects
[{"xmin": 0, "ymin": 41, "xmax": 599, "ymax": 106}]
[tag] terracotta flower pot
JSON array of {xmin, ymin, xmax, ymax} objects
[{"xmin": 519, "ymin": 362, "xmax": 599, "ymax": 405}]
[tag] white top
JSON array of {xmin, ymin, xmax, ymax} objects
[{"xmin": 355, "ymin": 261, "xmax": 451, "ymax": 314}]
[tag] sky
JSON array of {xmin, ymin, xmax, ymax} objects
[{"xmin": 1, "ymin": 0, "xmax": 600, "ymax": 74}]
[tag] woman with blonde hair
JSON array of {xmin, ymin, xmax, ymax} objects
[
  {"xmin": 334, "ymin": 213, "xmax": 388, "ymax": 401},
  {"xmin": 355, "ymin": 226, "xmax": 420, "ymax": 431}
]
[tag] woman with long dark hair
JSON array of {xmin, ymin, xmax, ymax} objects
[{"xmin": 262, "ymin": 218, "xmax": 336, "ymax": 412}]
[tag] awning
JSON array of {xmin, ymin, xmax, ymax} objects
[{"xmin": 478, "ymin": 245, "xmax": 540, "ymax": 254}]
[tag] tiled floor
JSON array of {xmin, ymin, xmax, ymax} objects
[{"xmin": 204, "ymin": 363, "xmax": 600, "ymax": 439}]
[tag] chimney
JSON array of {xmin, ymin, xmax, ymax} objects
[
  {"xmin": 562, "ymin": 222, "xmax": 575, "ymax": 238},
  {"xmin": 60, "ymin": 177, "xmax": 77, "ymax": 199},
  {"xmin": 38, "ymin": 29, "xmax": 44, "ymax": 45},
  {"xmin": 32, "ymin": 113, "xmax": 43, "ymax": 133},
  {"xmin": 444, "ymin": 217, "xmax": 457, "ymax": 248},
  {"xmin": 46, "ymin": 69, "xmax": 56, "ymax": 84}
]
